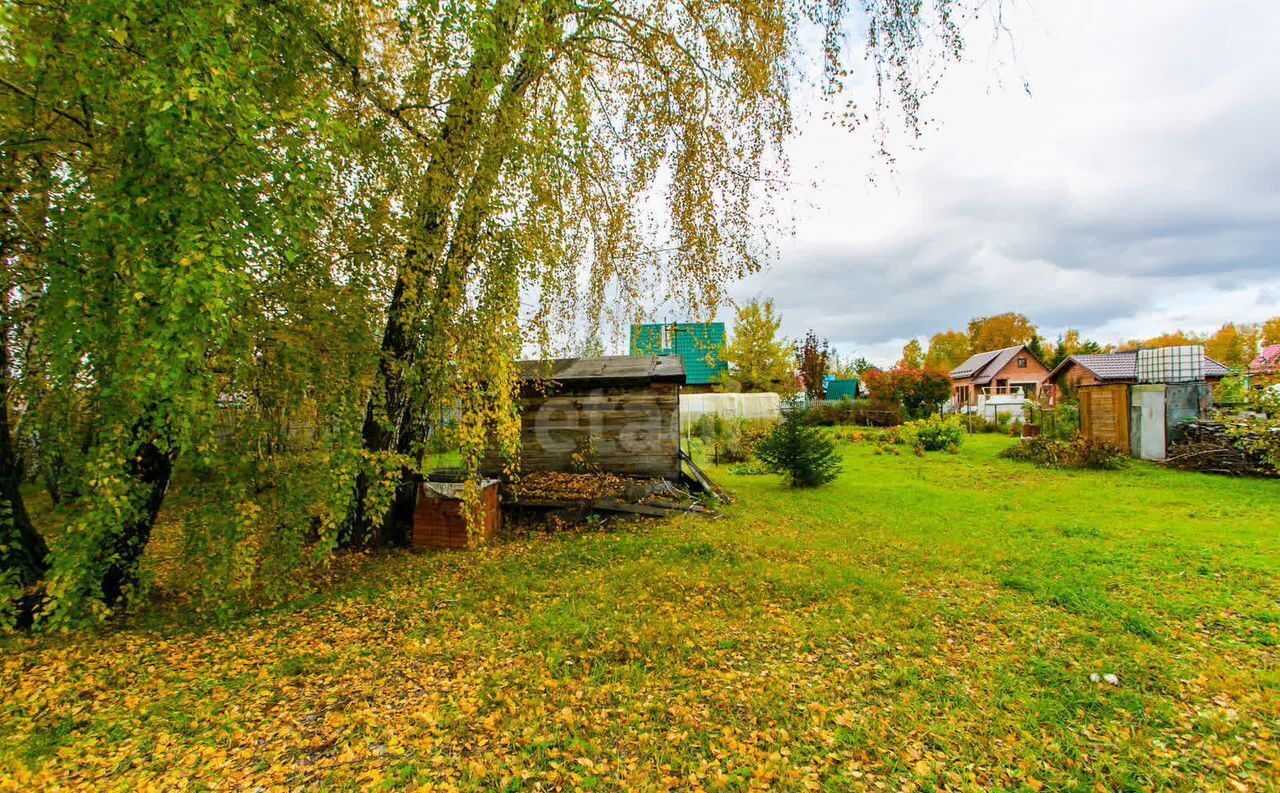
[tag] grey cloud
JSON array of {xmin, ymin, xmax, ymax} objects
[{"xmin": 727, "ymin": 1, "xmax": 1280, "ymax": 362}]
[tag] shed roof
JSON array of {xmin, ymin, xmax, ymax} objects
[
  {"xmin": 1199, "ymin": 355, "xmax": 1231, "ymax": 378},
  {"xmin": 1049, "ymin": 350, "xmax": 1231, "ymax": 382},
  {"xmin": 950, "ymin": 345, "xmax": 1028, "ymax": 385},
  {"xmin": 516, "ymin": 355, "xmax": 686, "ymax": 385}
]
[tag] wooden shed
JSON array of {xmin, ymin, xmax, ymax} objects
[
  {"xmin": 482, "ymin": 355, "xmax": 686, "ymax": 479},
  {"xmin": 1079, "ymin": 383, "xmax": 1130, "ymax": 449}
]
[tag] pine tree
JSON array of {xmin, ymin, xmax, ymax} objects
[{"xmin": 756, "ymin": 400, "xmax": 842, "ymax": 488}]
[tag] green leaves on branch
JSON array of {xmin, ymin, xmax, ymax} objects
[{"xmin": 2, "ymin": 0, "xmax": 984, "ymax": 627}]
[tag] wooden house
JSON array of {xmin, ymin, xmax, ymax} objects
[
  {"xmin": 629, "ymin": 322, "xmax": 726, "ymax": 394},
  {"xmin": 482, "ymin": 355, "xmax": 686, "ymax": 479},
  {"xmin": 948, "ymin": 344, "xmax": 1051, "ymax": 408},
  {"xmin": 1047, "ymin": 351, "xmax": 1230, "ymax": 402}
]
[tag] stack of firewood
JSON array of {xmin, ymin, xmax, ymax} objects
[{"xmin": 1163, "ymin": 420, "xmax": 1277, "ymax": 477}]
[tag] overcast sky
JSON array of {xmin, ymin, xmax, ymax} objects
[{"xmin": 723, "ymin": 0, "xmax": 1280, "ymax": 366}]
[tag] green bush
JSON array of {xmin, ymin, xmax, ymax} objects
[
  {"xmin": 1219, "ymin": 413, "xmax": 1280, "ymax": 472},
  {"xmin": 897, "ymin": 415, "xmax": 965, "ymax": 452},
  {"xmin": 962, "ymin": 414, "xmax": 999, "ymax": 434},
  {"xmin": 1001, "ymin": 436, "xmax": 1128, "ymax": 470},
  {"xmin": 756, "ymin": 400, "xmax": 843, "ymax": 487},
  {"xmin": 690, "ymin": 413, "xmax": 731, "ymax": 442},
  {"xmin": 726, "ymin": 461, "xmax": 770, "ymax": 476},
  {"xmin": 711, "ymin": 437, "xmax": 752, "ymax": 464},
  {"xmin": 801, "ymin": 399, "xmax": 902, "ymax": 427},
  {"xmin": 1030, "ymin": 400, "xmax": 1080, "ymax": 441},
  {"xmin": 693, "ymin": 416, "xmax": 775, "ymax": 463}
]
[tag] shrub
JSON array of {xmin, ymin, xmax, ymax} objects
[
  {"xmin": 897, "ymin": 415, "xmax": 965, "ymax": 452},
  {"xmin": 832, "ymin": 427, "xmax": 866, "ymax": 444},
  {"xmin": 1001, "ymin": 435, "xmax": 1064, "ymax": 465},
  {"xmin": 698, "ymin": 417, "xmax": 774, "ymax": 463},
  {"xmin": 1218, "ymin": 411, "xmax": 1280, "ymax": 471},
  {"xmin": 862, "ymin": 366, "xmax": 952, "ymax": 419},
  {"xmin": 1071, "ymin": 438, "xmax": 1129, "ymax": 470},
  {"xmin": 962, "ymin": 414, "xmax": 1000, "ymax": 434},
  {"xmin": 736, "ymin": 422, "xmax": 772, "ymax": 455},
  {"xmin": 690, "ymin": 413, "xmax": 731, "ymax": 442},
  {"xmin": 1029, "ymin": 400, "xmax": 1080, "ymax": 441},
  {"xmin": 801, "ymin": 399, "xmax": 902, "ymax": 427},
  {"xmin": 1213, "ymin": 374, "xmax": 1250, "ymax": 408},
  {"xmin": 755, "ymin": 400, "xmax": 843, "ymax": 487},
  {"xmin": 711, "ymin": 438, "xmax": 752, "ymax": 463},
  {"xmin": 1001, "ymin": 436, "xmax": 1128, "ymax": 470}
]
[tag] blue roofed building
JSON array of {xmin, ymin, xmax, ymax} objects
[{"xmin": 629, "ymin": 322, "xmax": 727, "ymax": 392}]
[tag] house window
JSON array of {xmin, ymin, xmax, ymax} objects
[{"xmin": 1017, "ymin": 357, "xmax": 1028, "ymax": 368}]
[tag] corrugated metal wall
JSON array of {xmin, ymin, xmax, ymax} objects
[{"xmin": 825, "ymin": 379, "xmax": 860, "ymax": 400}]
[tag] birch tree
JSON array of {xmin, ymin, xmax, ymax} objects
[
  {"xmin": 292, "ymin": 0, "xmax": 987, "ymax": 539},
  {"xmin": 2, "ymin": 0, "xmax": 997, "ymax": 624}
]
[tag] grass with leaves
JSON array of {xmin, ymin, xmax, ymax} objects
[{"xmin": 2, "ymin": 434, "xmax": 1278, "ymax": 789}]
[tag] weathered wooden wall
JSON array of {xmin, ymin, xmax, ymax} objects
[
  {"xmin": 482, "ymin": 382, "xmax": 681, "ymax": 479},
  {"xmin": 1079, "ymin": 383, "xmax": 1130, "ymax": 448}
]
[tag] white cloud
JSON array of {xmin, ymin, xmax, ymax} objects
[{"xmin": 734, "ymin": 0, "xmax": 1280, "ymax": 365}]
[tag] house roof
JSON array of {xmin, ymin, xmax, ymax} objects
[
  {"xmin": 517, "ymin": 355, "xmax": 686, "ymax": 385},
  {"xmin": 1206, "ymin": 357, "xmax": 1230, "ymax": 378},
  {"xmin": 1048, "ymin": 350, "xmax": 1231, "ymax": 382},
  {"xmin": 950, "ymin": 345, "xmax": 1029, "ymax": 385},
  {"xmin": 1250, "ymin": 344, "xmax": 1280, "ymax": 373},
  {"xmin": 629, "ymin": 323, "xmax": 727, "ymax": 385}
]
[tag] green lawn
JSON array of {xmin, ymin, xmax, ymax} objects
[{"xmin": 3, "ymin": 434, "xmax": 1278, "ymax": 789}]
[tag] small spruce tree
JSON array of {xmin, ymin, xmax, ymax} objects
[{"xmin": 756, "ymin": 400, "xmax": 842, "ymax": 487}]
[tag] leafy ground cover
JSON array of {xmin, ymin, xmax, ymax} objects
[{"xmin": 2, "ymin": 435, "xmax": 1277, "ymax": 789}]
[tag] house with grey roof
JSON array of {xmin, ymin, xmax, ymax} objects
[
  {"xmin": 948, "ymin": 344, "xmax": 1052, "ymax": 408},
  {"xmin": 1047, "ymin": 350, "xmax": 1231, "ymax": 402}
]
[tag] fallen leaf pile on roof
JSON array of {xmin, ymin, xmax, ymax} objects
[{"xmin": 510, "ymin": 471, "xmax": 631, "ymax": 501}]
